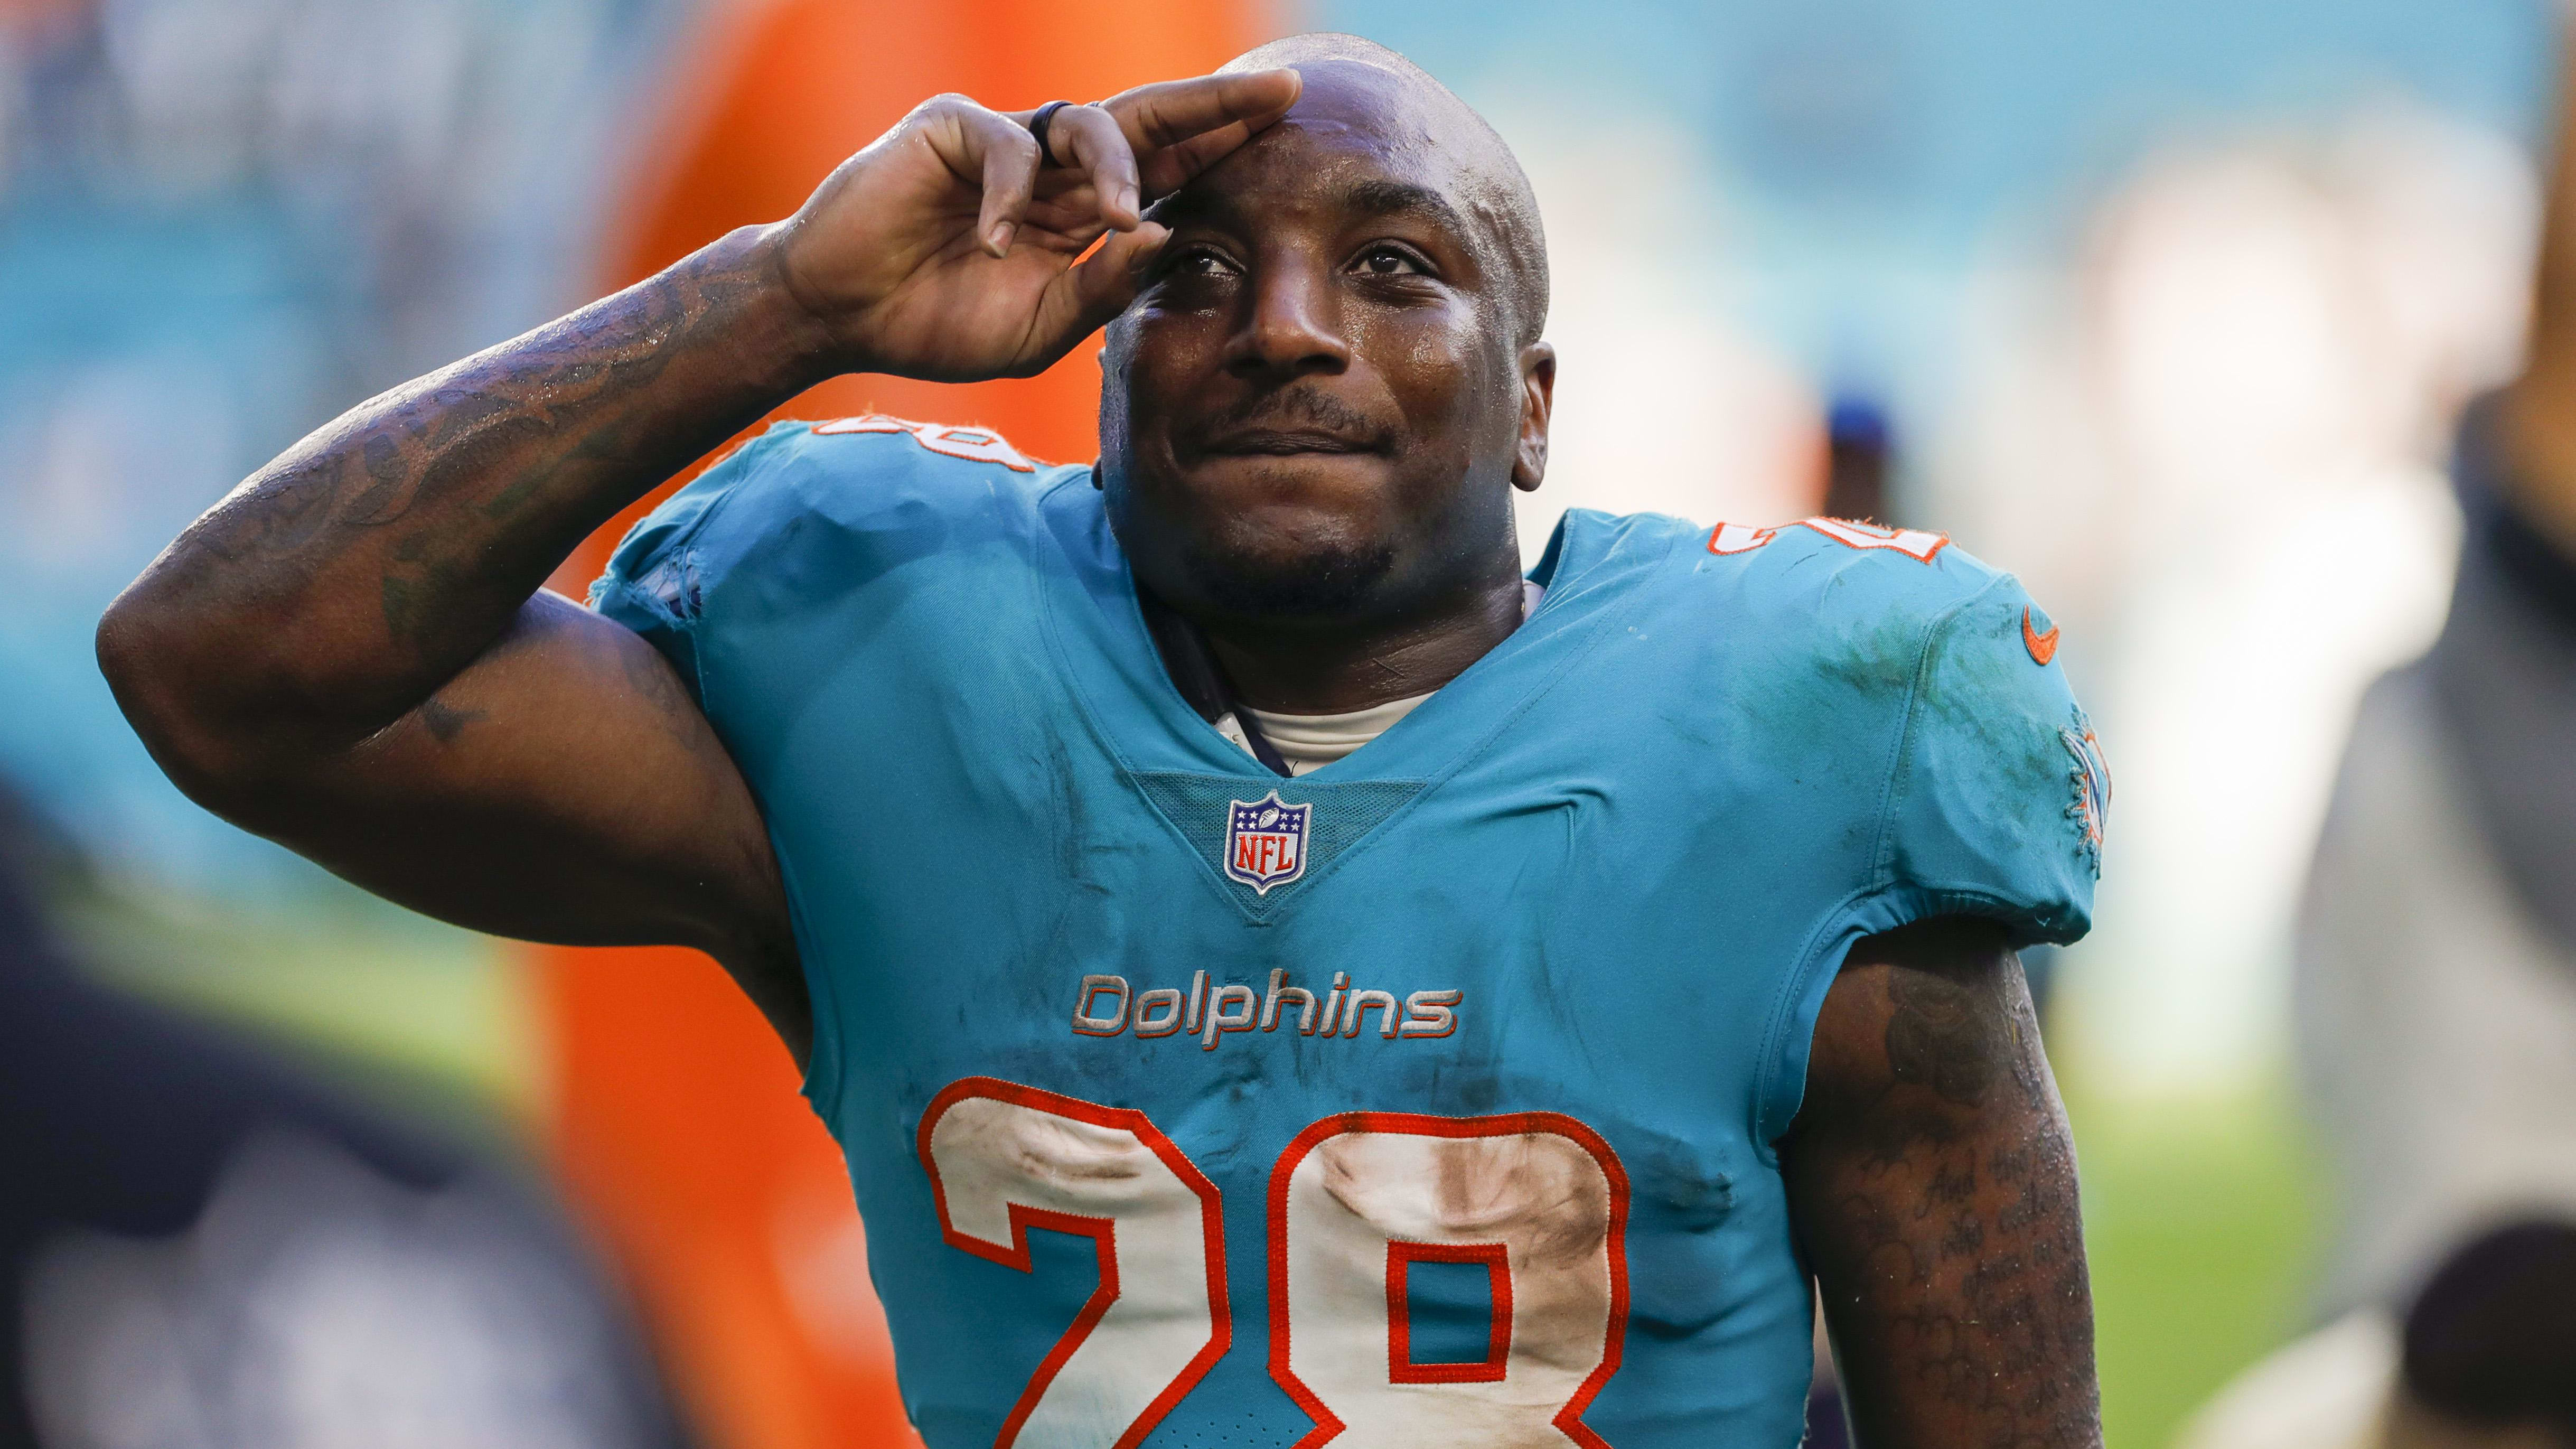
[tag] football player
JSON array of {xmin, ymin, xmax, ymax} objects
[{"xmin": 99, "ymin": 34, "xmax": 2104, "ymax": 1447}]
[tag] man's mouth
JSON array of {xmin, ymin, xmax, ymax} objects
[{"xmin": 1203, "ymin": 428, "xmax": 1380, "ymax": 456}]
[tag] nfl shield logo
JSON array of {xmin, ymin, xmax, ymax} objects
[{"xmin": 1223, "ymin": 791, "xmax": 1312, "ymax": 895}]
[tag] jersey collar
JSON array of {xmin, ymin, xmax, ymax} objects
[{"xmin": 1032, "ymin": 482, "xmax": 1642, "ymax": 786}]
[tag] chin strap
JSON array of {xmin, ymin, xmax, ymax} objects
[{"xmin": 1132, "ymin": 577, "xmax": 1295, "ymax": 777}]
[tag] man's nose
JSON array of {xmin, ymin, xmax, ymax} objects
[{"xmin": 1225, "ymin": 260, "xmax": 1351, "ymax": 378}]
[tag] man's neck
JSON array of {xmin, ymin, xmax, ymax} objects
[{"xmin": 1193, "ymin": 570, "xmax": 1530, "ymax": 715}]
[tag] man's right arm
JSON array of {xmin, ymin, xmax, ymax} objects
[
  {"xmin": 100, "ymin": 232, "xmax": 833, "ymax": 1051},
  {"xmin": 96, "ymin": 73, "xmax": 1301, "ymax": 1061}
]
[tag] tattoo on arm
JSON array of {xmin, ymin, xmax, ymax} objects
[
  {"xmin": 617, "ymin": 631, "xmax": 708, "ymax": 754},
  {"xmin": 418, "ymin": 696, "xmax": 486, "ymax": 744},
  {"xmin": 1884, "ymin": 968, "xmax": 2005, "ymax": 1108},
  {"xmin": 393, "ymin": 596, "xmax": 707, "ymax": 755},
  {"xmin": 143, "ymin": 227, "xmax": 828, "ymax": 745},
  {"xmin": 1789, "ymin": 921, "xmax": 2101, "ymax": 1448}
]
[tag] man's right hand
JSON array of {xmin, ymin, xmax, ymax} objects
[{"xmin": 766, "ymin": 69, "xmax": 1301, "ymax": 383}]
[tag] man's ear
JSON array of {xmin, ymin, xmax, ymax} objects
[{"xmin": 1512, "ymin": 342, "xmax": 1555, "ymax": 493}]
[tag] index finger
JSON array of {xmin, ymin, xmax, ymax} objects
[{"xmin": 1102, "ymin": 68, "xmax": 1301, "ymax": 151}]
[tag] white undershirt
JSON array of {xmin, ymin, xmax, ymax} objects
[{"xmin": 1213, "ymin": 582, "xmax": 1543, "ymax": 775}]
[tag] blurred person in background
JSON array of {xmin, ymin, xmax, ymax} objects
[
  {"xmin": 96, "ymin": 31, "xmax": 2111, "ymax": 1449},
  {"xmin": 2294, "ymin": 10, "xmax": 2576, "ymax": 1329},
  {"xmin": 2178, "ymin": 1221, "xmax": 2576, "ymax": 1449},
  {"xmin": 0, "ymin": 787, "xmax": 691, "ymax": 1449},
  {"xmin": 2179, "ymin": 12, "xmax": 2576, "ymax": 1447}
]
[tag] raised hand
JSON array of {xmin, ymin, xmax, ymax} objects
[{"xmin": 766, "ymin": 69, "xmax": 1303, "ymax": 382}]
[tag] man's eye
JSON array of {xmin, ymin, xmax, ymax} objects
[
  {"xmin": 1172, "ymin": 247, "xmax": 1235, "ymax": 277},
  {"xmin": 1353, "ymin": 246, "xmax": 1426, "ymax": 277}
]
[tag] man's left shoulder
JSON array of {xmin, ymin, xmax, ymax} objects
[
  {"xmin": 1587, "ymin": 512, "xmax": 2039, "ymax": 666},
  {"xmin": 1692, "ymin": 515, "xmax": 2011, "ymax": 618}
]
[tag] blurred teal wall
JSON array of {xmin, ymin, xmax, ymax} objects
[
  {"xmin": 0, "ymin": 0, "xmax": 685, "ymax": 897},
  {"xmin": 1313, "ymin": 0, "xmax": 2550, "ymax": 424}
]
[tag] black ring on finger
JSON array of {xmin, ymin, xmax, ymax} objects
[{"xmin": 1028, "ymin": 100, "xmax": 1074, "ymax": 166}]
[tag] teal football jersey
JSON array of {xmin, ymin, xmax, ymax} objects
[{"xmin": 592, "ymin": 416, "xmax": 2103, "ymax": 1449}]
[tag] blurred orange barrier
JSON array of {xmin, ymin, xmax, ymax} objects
[{"xmin": 537, "ymin": 2, "xmax": 1267, "ymax": 1446}]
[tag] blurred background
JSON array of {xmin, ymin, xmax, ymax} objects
[{"xmin": 2, "ymin": 0, "xmax": 2571, "ymax": 1444}]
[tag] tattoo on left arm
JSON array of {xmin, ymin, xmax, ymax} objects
[
  {"xmin": 1785, "ymin": 917, "xmax": 2101, "ymax": 1448},
  {"xmin": 417, "ymin": 695, "xmax": 486, "ymax": 744}
]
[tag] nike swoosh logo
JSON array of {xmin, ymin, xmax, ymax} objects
[{"xmin": 2023, "ymin": 607, "xmax": 2060, "ymax": 666}]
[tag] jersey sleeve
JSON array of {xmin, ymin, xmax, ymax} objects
[
  {"xmin": 585, "ymin": 423, "xmax": 804, "ymax": 695},
  {"xmin": 1879, "ymin": 576, "xmax": 2102, "ymax": 946},
  {"xmin": 585, "ymin": 416, "xmax": 1064, "ymax": 698}
]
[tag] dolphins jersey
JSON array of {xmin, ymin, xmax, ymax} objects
[{"xmin": 592, "ymin": 416, "xmax": 2104, "ymax": 1449}]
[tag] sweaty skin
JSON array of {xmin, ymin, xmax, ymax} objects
[{"xmin": 97, "ymin": 33, "xmax": 2101, "ymax": 1445}]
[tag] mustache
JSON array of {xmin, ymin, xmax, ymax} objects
[{"xmin": 1192, "ymin": 388, "xmax": 1394, "ymax": 450}]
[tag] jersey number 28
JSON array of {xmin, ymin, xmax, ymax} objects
[{"xmin": 919, "ymin": 1077, "xmax": 1632, "ymax": 1449}]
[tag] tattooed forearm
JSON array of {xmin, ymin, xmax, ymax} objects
[
  {"xmin": 1785, "ymin": 917, "xmax": 2101, "ymax": 1448},
  {"xmin": 108, "ymin": 225, "xmax": 834, "ymax": 764}
]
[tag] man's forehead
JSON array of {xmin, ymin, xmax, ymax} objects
[
  {"xmin": 1161, "ymin": 139, "xmax": 1462, "ymax": 231},
  {"xmin": 1266, "ymin": 57, "xmax": 1509, "ymax": 194},
  {"xmin": 1278, "ymin": 56, "xmax": 1457, "ymax": 147},
  {"xmin": 1158, "ymin": 64, "xmax": 1491, "ymax": 233}
]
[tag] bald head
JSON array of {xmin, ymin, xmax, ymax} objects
[{"xmin": 1212, "ymin": 34, "xmax": 1549, "ymax": 347}]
